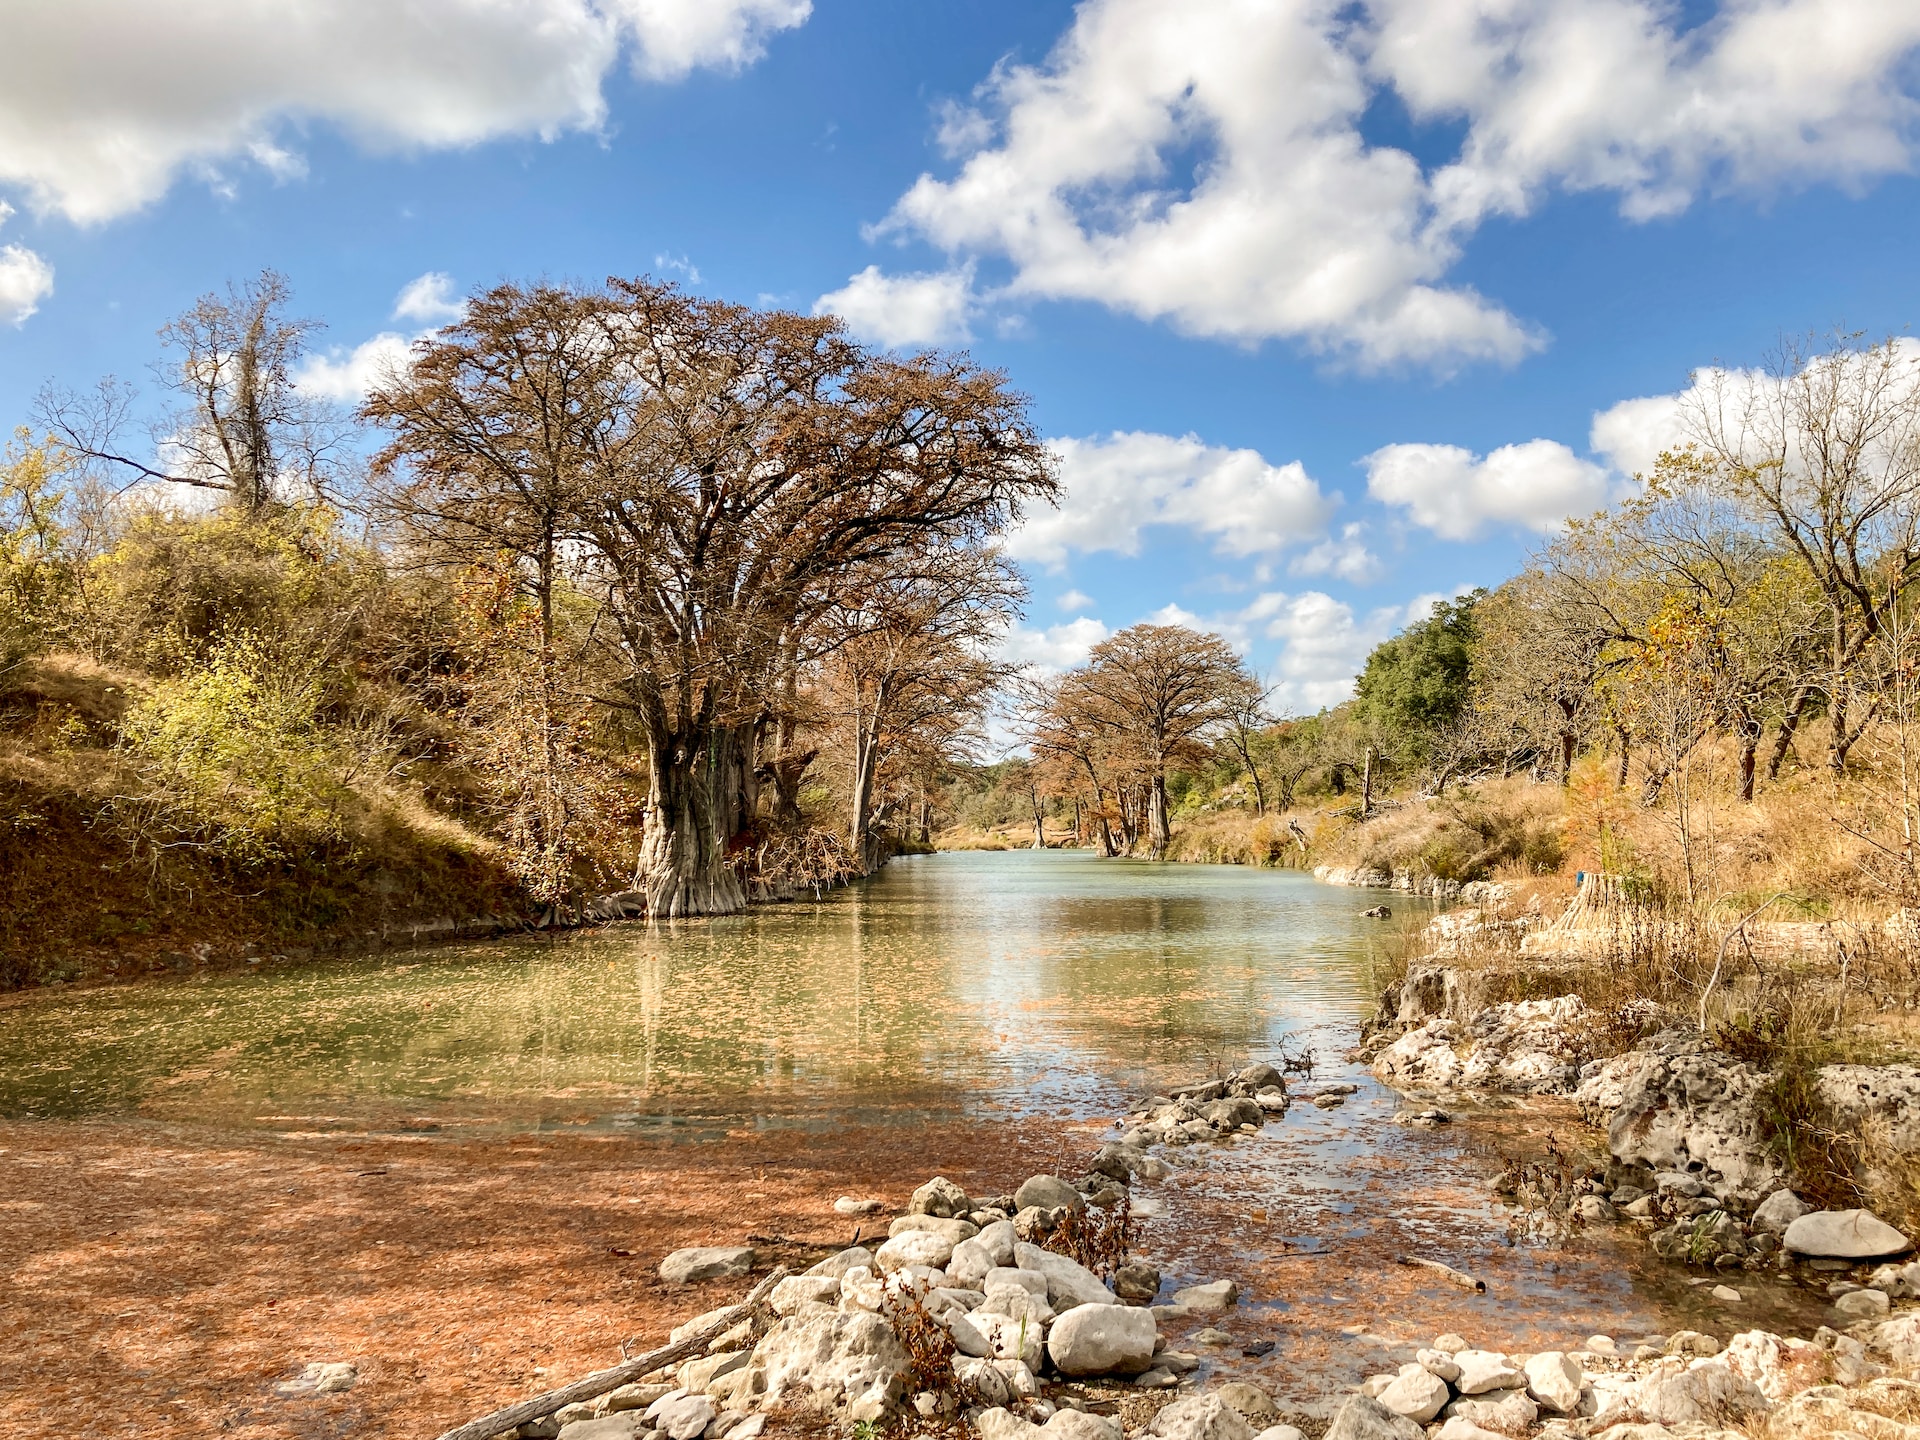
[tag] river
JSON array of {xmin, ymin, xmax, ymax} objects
[{"xmin": 0, "ymin": 850, "xmax": 1826, "ymax": 1435}]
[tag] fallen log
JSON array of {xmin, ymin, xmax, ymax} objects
[
  {"xmin": 1395, "ymin": 1254, "xmax": 1486, "ymax": 1293},
  {"xmin": 432, "ymin": 1267, "xmax": 788, "ymax": 1440}
]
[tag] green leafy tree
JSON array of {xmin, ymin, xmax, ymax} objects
[{"xmin": 1354, "ymin": 592, "xmax": 1481, "ymax": 746}]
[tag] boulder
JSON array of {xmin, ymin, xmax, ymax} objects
[
  {"xmin": 645, "ymin": 1392, "xmax": 716, "ymax": 1440},
  {"xmin": 1523, "ymin": 1352, "xmax": 1583, "ymax": 1414},
  {"xmin": 1416, "ymin": 1349, "xmax": 1461, "ymax": 1383},
  {"xmin": 1201, "ymin": 1097, "xmax": 1265, "ymax": 1130},
  {"xmin": 770, "ymin": 1276, "xmax": 842, "ymax": 1315},
  {"xmin": 1170, "ymin": 1280, "xmax": 1238, "ymax": 1311},
  {"xmin": 973, "ymin": 1311, "xmax": 1044, "ymax": 1365},
  {"xmin": 874, "ymin": 1230, "xmax": 956, "ymax": 1273},
  {"xmin": 839, "ymin": 1266, "xmax": 883, "ymax": 1312},
  {"xmin": 974, "ymin": 1219, "xmax": 1017, "ymax": 1266},
  {"xmin": 1816, "ymin": 1065, "xmax": 1920, "ymax": 1155},
  {"xmin": 1769, "ymin": 1378, "xmax": 1920, "ymax": 1440},
  {"xmin": 1867, "ymin": 1260, "xmax": 1920, "ymax": 1298},
  {"xmin": 727, "ymin": 1309, "xmax": 909, "ymax": 1411},
  {"xmin": 1453, "ymin": 1351, "xmax": 1523, "ymax": 1395},
  {"xmin": 1442, "ymin": 1390, "xmax": 1536, "ymax": 1433},
  {"xmin": 1635, "ymin": 1362, "xmax": 1769, "ymax": 1427},
  {"xmin": 1013, "ymin": 1241, "xmax": 1113, "ymax": 1310},
  {"xmin": 1015, "ymin": 1176, "xmax": 1085, "ymax": 1214},
  {"xmin": 1252, "ymin": 1429, "xmax": 1305, "ymax": 1440},
  {"xmin": 834, "ymin": 1196, "xmax": 884, "ymax": 1216},
  {"xmin": 948, "ymin": 1238, "xmax": 999, "ymax": 1288},
  {"xmin": 679, "ymin": 1351, "xmax": 749, "ymax": 1393},
  {"xmin": 1432, "ymin": 1422, "xmax": 1505, "ymax": 1440},
  {"xmin": 558, "ymin": 1418, "xmax": 647, "ymax": 1440},
  {"xmin": 275, "ymin": 1361, "xmax": 357, "ymax": 1397},
  {"xmin": 1013, "ymin": 1205, "xmax": 1063, "ymax": 1242},
  {"xmin": 1751, "ymin": 1189, "xmax": 1813, "ymax": 1236},
  {"xmin": 1723, "ymin": 1329, "xmax": 1833, "ymax": 1400},
  {"xmin": 1046, "ymin": 1303, "xmax": 1158, "ymax": 1376},
  {"xmin": 1375, "ymin": 996, "xmax": 1592, "ymax": 1095},
  {"xmin": 1214, "ymin": 1382, "xmax": 1277, "ymax": 1422},
  {"xmin": 805, "ymin": 1246, "xmax": 874, "ymax": 1280},
  {"xmin": 1785, "ymin": 1208, "xmax": 1911, "ymax": 1258},
  {"xmin": 1375, "ymin": 1367, "xmax": 1450, "ymax": 1422},
  {"xmin": 1836, "ymin": 1288, "xmax": 1892, "ymax": 1321},
  {"xmin": 955, "ymin": 1356, "xmax": 1012, "ymax": 1407},
  {"xmin": 976, "ymin": 1408, "xmax": 1041, "ymax": 1440},
  {"xmin": 947, "ymin": 1312, "xmax": 993, "ymax": 1358},
  {"xmin": 1375, "ymin": 964, "xmax": 1466, "ymax": 1030},
  {"xmin": 910, "ymin": 1177, "xmax": 970, "ymax": 1218},
  {"xmin": 1607, "ymin": 1050, "xmax": 1782, "ymax": 1198},
  {"xmin": 1874, "ymin": 1314, "xmax": 1920, "ymax": 1366},
  {"xmin": 983, "ymin": 1266, "xmax": 1049, "ymax": 1300},
  {"xmin": 889, "ymin": 1214, "xmax": 979, "ymax": 1244},
  {"xmin": 1321, "ymin": 1395, "xmax": 1423, "ymax": 1440},
  {"xmin": 1113, "ymin": 1261, "xmax": 1161, "ymax": 1304},
  {"xmin": 1149, "ymin": 1394, "xmax": 1256, "ymax": 1440},
  {"xmin": 978, "ymin": 1283, "xmax": 1052, "ymax": 1326},
  {"xmin": 1046, "ymin": 1411, "xmax": 1124, "ymax": 1440},
  {"xmin": 1573, "ymin": 1052, "xmax": 1658, "ymax": 1116},
  {"xmin": 659, "ymin": 1246, "xmax": 755, "ymax": 1285}
]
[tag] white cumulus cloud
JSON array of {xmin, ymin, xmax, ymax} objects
[
  {"xmin": 814, "ymin": 265, "xmax": 976, "ymax": 348},
  {"xmin": 874, "ymin": 0, "xmax": 1920, "ymax": 368},
  {"xmin": 393, "ymin": 272, "xmax": 466, "ymax": 326},
  {"xmin": 1364, "ymin": 438, "xmax": 1612, "ymax": 540},
  {"xmin": 0, "ymin": 203, "xmax": 52, "ymax": 326},
  {"xmin": 0, "ymin": 0, "xmax": 810, "ymax": 224},
  {"xmin": 1289, "ymin": 523, "xmax": 1382, "ymax": 583},
  {"xmin": 1009, "ymin": 431, "xmax": 1338, "ymax": 570},
  {"xmin": 609, "ymin": 0, "xmax": 810, "ymax": 81},
  {"xmin": 294, "ymin": 332, "xmax": 416, "ymax": 402},
  {"xmin": 1000, "ymin": 616, "xmax": 1112, "ymax": 674}
]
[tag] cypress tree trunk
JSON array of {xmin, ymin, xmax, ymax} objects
[{"xmin": 637, "ymin": 724, "xmax": 748, "ymax": 918}]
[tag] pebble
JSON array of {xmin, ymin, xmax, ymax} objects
[
  {"xmin": 834, "ymin": 1197, "xmax": 884, "ymax": 1215},
  {"xmin": 1712, "ymin": 1284, "xmax": 1742, "ymax": 1303},
  {"xmin": 1192, "ymin": 1328, "xmax": 1233, "ymax": 1347}
]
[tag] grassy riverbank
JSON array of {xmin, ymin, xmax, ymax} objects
[{"xmin": 1, "ymin": 654, "xmax": 527, "ymax": 989}]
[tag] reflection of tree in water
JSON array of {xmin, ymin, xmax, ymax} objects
[{"xmin": 0, "ymin": 853, "xmax": 1407, "ymax": 1126}]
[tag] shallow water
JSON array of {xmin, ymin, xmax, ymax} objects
[
  {"xmin": 0, "ymin": 851, "xmax": 1417, "ymax": 1133},
  {"xmin": 1, "ymin": 850, "xmax": 1834, "ymax": 1371}
]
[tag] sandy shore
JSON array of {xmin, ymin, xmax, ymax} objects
[{"xmin": 0, "ymin": 1116, "xmax": 1090, "ymax": 1440}]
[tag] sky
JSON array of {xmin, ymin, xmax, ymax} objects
[{"xmin": 2, "ymin": 0, "xmax": 1920, "ymax": 713}]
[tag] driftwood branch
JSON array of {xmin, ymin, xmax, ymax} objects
[
  {"xmin": 1395, "ymin": 1254, "xmax": 1486, "ymax": 1293},
  {"xmin": 432, "ymin": 1267, "xmax": 788, "ymax": 1440}
]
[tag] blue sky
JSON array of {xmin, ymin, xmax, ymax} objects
[{"xmin": 3, "ymin": 0, "xmax": 1920, "ymax": 710}]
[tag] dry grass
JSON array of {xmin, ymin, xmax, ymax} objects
[
  {"xmin": 932, "ymin": 825, "xmax": 1019, "ymax": 851},
  {"xmin": 0, "ymin": 654, "xmax": 524, "ymax": 989},
  {"xmin": 1161, "ymin": 810, "xmax": 1315, "ymax": 867}
]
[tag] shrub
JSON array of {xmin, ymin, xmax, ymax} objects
[
  {"xmin": 85, "ymin": 506, "xmax": 369, "ymax": 675},
  {"xmin": 119, "ymin": 633, "xmax": 348, "ymax": 866}
]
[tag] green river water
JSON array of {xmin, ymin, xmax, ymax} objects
[{"xmin": 0, "ymin": 851, "xmax": 1412, "ymax": 1133}]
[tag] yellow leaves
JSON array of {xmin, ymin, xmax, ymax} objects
[{"xmin": 120, "ymin": 632, "xmax": 347, "ymax": 866}]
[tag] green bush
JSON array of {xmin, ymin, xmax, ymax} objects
[{"xmin": 120, "ymin": 633, "xmax": 348, "ymax": 866}]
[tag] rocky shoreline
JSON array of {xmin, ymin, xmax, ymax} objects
[{"xmin": 400, "ymin": 1026, "xmax": 1920, "ymax": 1440}]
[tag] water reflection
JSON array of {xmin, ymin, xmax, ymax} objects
[{"xmin": 0, "ymin": 851, "xmax": 1418, "ymax": 1131}]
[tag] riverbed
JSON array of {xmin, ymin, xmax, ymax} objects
[{"xmin": 0, "ymin": 851, "xmax": 1820, "ymax": 1439}]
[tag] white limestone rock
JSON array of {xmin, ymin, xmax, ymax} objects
[{"xmin": 1784, "ymin": 1208, "xmax": 1911, "ymax": 1259}]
